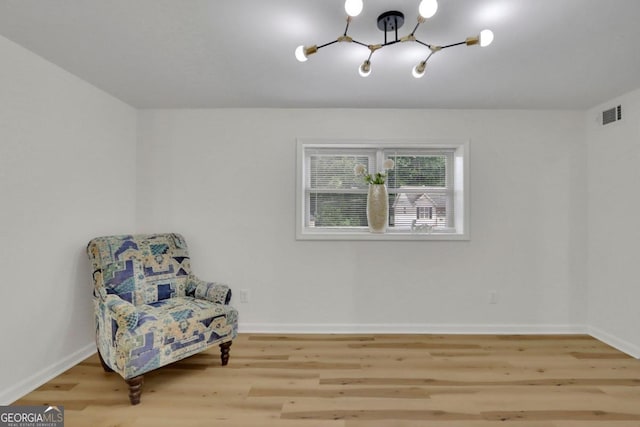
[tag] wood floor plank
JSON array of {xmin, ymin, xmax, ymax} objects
[
  {"xmin": 249, "ymin": 386, "xmax": 434, "ymax": 399},
  {"xmin": 481, "ymin": 410, "xmax": 640, "ymax": 421},
  {"xmin": 11, "ymin": 333, "xmax": 640, "ymax": 427},
  {"xmin": 281, "ymin": 408, "xmax": 481, "ymax": 421},
  {"xmin": 320, "ymin": 377, "xmax": 640, "ymax": 387},
  {"xmin": 346, "ymin": 421, "xmax": 557, "ymax": 427}
]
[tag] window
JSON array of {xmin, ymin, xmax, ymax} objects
[
  {"xmin": 417, "ymin": 207, "xmax": 433, "ymax": 220},
  {"xmin": 296, "ymin": 139, "xmax": 469, "ymax": 240}
]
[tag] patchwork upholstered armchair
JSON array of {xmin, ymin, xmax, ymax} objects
[{"xmin": 87, "ymin": 233, "xmax": 238, "ymax": 404}]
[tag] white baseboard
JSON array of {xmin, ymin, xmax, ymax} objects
[
  {"xmin": 588, "ymin": 326, "xmax": 640, "ymax": 359},
  {"xmin": 239, "ymin": 322, "xmax": 587, "ymax": 335},
  {"xmin": 0, "ymin": 343, "xmax": 96, "ymax": 406}
]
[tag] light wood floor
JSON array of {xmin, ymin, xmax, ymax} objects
[{"xmin": 13, "ymin": 334, "xmax": 640, "ymax": 427}]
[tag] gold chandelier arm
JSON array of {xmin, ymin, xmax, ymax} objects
[
  {"xmin": 441, "ymin": 40, "xmax": 469, "ymax": 49},
  {"xmin": 344, "ymin": 16, "xmax": 352, "ymax": 36},
  {"xmin": 351, "ymin": 39, "xmax": 370, "ymax": 48},
  {"xmin": 410, "ymin": 16, "xmax": 425, "ymax": 36},
  {"xmin": 363, "ymin": 44, "xmax": 382, "ymax": 63},
  {"xmin": 316, "ymin": 40, "xmax": 338, "ymax": 49},
  {"xmin": 424, "ymin": 50, "xmax": 437, "ymax": 62}
]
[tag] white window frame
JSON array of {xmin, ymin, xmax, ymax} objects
[{"xmin": 296, "ymin": 138, "xmax": 470, "ymax": 241}]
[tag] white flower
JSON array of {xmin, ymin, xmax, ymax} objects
[
  {"xmin": 354, "ymin": 164, "xmax": 366, "ymax": 176},
  {"xmin": 383, "ymin": 159, "xmax": 395, "ymax": 170}
]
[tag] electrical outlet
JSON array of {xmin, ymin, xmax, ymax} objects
[
  {"xmin": 489, "ymin": 290, "xmax": 498, "ymax": 304},
  {"xmin": 239, "ymin": 289, "xmax": 249, "ymax": 304}
]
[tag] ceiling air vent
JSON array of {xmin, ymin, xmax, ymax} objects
[{"xmin": 602, "ymin": 105, "xmax": 622, "ymax": 125}]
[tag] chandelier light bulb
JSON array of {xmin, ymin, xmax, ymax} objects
[
  {"xmin": 418, "ymin": 0, "xmax": 438, "ymax": 19},
  {"xmin": 479, "ymin": 29, "xmax": 494, "ymax": 47},
  {"xmin": 344, "ymin": 0, "xmax": 364, "ymax": 17},
  {"xmin": 412, "ymin": 61, "xmax": 427, "ymax": 78},
  {"xmin": 295, "ymin": 45, "xmax": 308, "ymax": 62},
  {"xmin": 359, "ymin": 60, "xmax": 372, "ymax": 77}
]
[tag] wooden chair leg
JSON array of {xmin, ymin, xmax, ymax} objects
[
  {"xmin": 125, "ymin": 375, "xmax": 144, "ymax": 405},
  {"xmin": 220, "ymin": 341, "xmax": 232, "ymax": 366},
  {"xmin": 97, "ymin": 350, "xmax": 113, "ymax": 373}
]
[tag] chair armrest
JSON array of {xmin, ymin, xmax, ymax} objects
[
  {"xmin": 104, "ymin": 294, "xmax": 139, "ymax": 331},
  {"xmin": 187, "ymin": 276, "xmax": 232, "ymax": 305}
]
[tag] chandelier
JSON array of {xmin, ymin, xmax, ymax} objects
[{"xmin": 295, "ymin": 0, "xmax": 494, "ymax": 78}]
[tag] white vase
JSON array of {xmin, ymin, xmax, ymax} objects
[{"xmin": 367, "ymin": 184, "xmax": 388, "ymax": 233}]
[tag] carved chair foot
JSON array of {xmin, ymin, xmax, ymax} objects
[
  {"xmin": 126, "ymin": 375, "xmax": 144, "ymax": 405},
  {"xmin": 220, "ymin": 341, "xmax": 232, "ymax": 366},
  {"xmin": 97, "ymin": 350, "xmax": 113, "ymax": 373}
]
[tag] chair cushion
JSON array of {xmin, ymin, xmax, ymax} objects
[
  {"xmin": 102, "ymin": 260, "xmax": 145, "ymax": 305},
  {"xmin": 136, "ymin": 297, "xmax": 235, "ymax": 354},
  {"xmin": 141, "ymin": 254, "xmax": 190, "ymax": 303},
  {"xmin": 101, "ymin": 255, "xmax": 193, "ymax": 306}
]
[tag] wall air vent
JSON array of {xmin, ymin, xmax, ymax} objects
[{"xmin": 602, "ymin": 105, "xmax": 622, "ymax": 125}]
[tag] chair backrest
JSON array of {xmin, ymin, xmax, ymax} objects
[{"xmin": 87, "ymin": 233, "xmax": 193, "ymax": 306}]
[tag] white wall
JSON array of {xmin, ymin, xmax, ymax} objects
[
  {"xmin": 586, "ymin": 88, "xmax": 640, "ymax": 357},
  {"xmin": 137, "ymin": 109, "xmax": 587, "ymax": 333},
  {"xmin": 0, "ymin": 35, "xmax": 137, "ymax": 404}
]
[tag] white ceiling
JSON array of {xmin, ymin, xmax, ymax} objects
[{"xmin": 1, "ymin": 0, "xmax": 639, "ymax": 109}]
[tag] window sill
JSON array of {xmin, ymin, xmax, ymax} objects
[{"xmin": 296, "ymin": 228, "xmax": 469, "ymax": 241}]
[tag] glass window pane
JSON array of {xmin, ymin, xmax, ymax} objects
[
  {"xmin": 386, "ymin": 155, "xmax": 447, "ymax": 188},
  {"xmin": 309, "ymin": 193, "xmax": 368, "ymax": 227},
  {"xmin": 391, "ymin": 191, "xmax": 449, "ymax": 229},
  {"xmin": 310, "ymin": 155, "xmax": 369, "ymax": 189}
]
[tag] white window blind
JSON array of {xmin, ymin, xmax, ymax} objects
[
  {"xmin": 296, "ymin": 140, "xmax": 469, "ymax": 240},
  {"xmin": 306, "ymin": 149, "xmax": 371, "ymax": 228}
]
